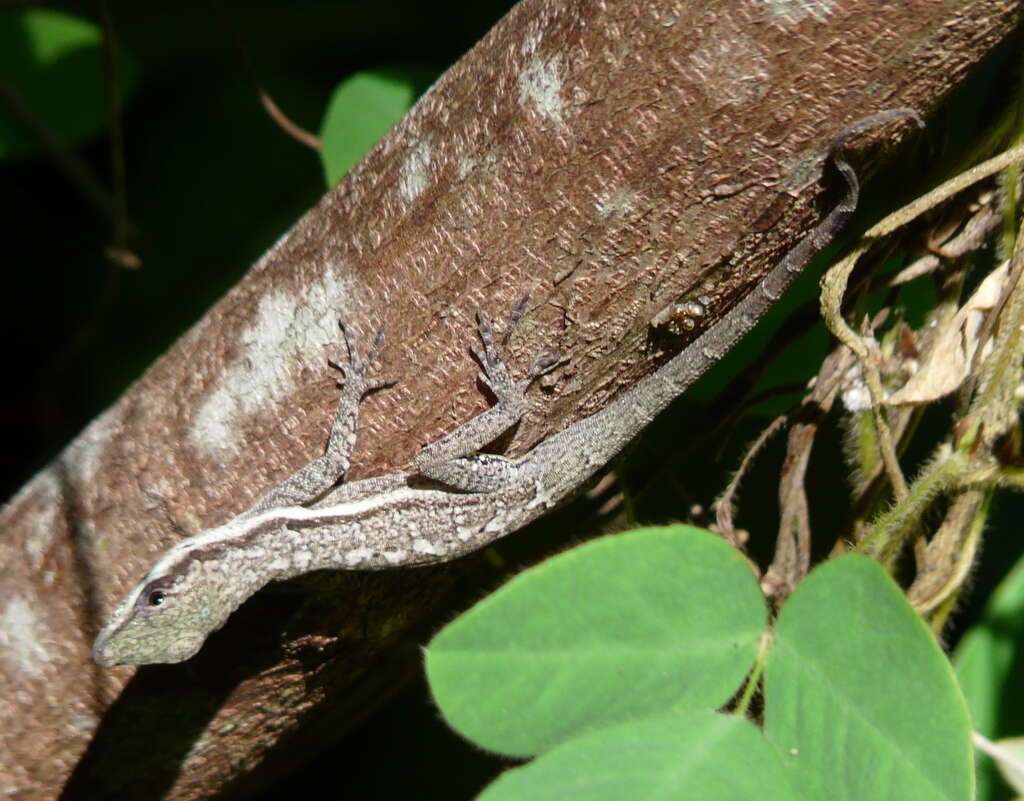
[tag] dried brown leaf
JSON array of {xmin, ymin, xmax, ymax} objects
[{"xmin": 887, "ymin": 261, "xmax": 1010, "ymax": 405}]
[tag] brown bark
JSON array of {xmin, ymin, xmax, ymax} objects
[{"xmin": 1, "ymin": 0, "xmax": 1019, "ymax": 798}]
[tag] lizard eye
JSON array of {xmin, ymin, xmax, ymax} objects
[{"xmin": 148, "ymin": 590, "xmax": 166, "ymax": 607}]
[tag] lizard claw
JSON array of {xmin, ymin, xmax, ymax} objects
[
  {"xmin": 330, "ymin": 320, "xmax": 397, "ymax": 398},
  {"xmin": 471, "ymin": 298, "xmax": 563, "ymax": 401},
  {"xmin": 368, "ymin": 327, "xmax": 386, "ymax": 363},
  {"xmin": 474, "ymin": 312, "xmax": 500, "ymax": 359},
  {"xmin": 501, "ymin": 295, "xmax": 529, "ymax": 346},
  {"xmin": 336, "ymin": 319, "xmax": 358, "ymax": 364}
]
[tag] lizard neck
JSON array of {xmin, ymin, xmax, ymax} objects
[{"xmin": 164, "ymin": 513, "xmax": 305, "ymax": 620}]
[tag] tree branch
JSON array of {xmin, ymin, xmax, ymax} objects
[{"xmin": 1, "ymin": 0, "xmax": 1020, "ymax": 798}]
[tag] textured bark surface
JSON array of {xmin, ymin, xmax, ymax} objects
[{"xmin": 1, "ymin": 0, "xmax": 1020, "ymax": 798}]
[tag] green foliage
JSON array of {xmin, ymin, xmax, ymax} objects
[
  {"xmin": 320, "ymin": 67, "xmax": 438, "ymax": 186},
  {"xmin": 0, "ymin": 8, "xmax": 139, "ymax": 158},
  {"xmin": 426, "ymin": 528, "xmax": 974, "ymax": 799},
  {"xmin": 956, "ymin": 559, "xmax": 1024, "ymax": 801},
  {"xmin": 427, "ymin": 527, "xmax": 766, "ymax": 756},
  {"xmin": 479, "ymin": 711, "xmax": 796, "ymax": 801},
  {"xmin": 763, "ymin": 556, "xmax": 973, "ymax": 801}
]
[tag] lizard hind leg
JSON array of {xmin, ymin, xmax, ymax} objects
[{"xmin": 414, "ymin": 298, "xmax": 560, "ymax": 491}]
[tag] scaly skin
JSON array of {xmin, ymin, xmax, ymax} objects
[{"xmin": 93, "ymin": 109, "xmax": 922, "ymax": 667}]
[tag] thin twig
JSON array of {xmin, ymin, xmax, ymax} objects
[
  {"xmin": 202, "ymin": 0, "xmax": 321, "ymax": 151},
  {"xmin": 820, "ymin": 265, "xmax": 909, "ymax": 501},
  {"xmin": 95, "ymin": 0, "xmax": 140, "ymax": 269},
  {"xmin": 0, "ymin": 80, "xmax": 138, "ymax": 241},
  {"xmin": 822, "ymin": 141, "xmax": 1024, "ymax": 540},
  {"xmin": 889, "ymin": 205, "xmax": 1000, "ymax": 285},
  {"xmin": 714, "ymin": 415, "xmax": 788, "ymax": 547}
]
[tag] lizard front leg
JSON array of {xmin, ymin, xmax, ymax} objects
[
  {"xmin": 247, "ymin": 320, "xmax": 394, "ymax": 515},
  {"xmin": 415, "ymin": 300, "xmax": 558, "ymax": 492}
]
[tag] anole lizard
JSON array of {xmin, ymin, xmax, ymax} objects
[{"xmin": 93, "ymin": 108, "xmax": 922, "ymax": 667}]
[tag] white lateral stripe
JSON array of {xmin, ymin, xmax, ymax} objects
[{"xmin": 146, "ymin": 487, "xmax": 454, "ymax": 580}]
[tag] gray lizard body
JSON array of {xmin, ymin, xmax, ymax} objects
[{"xmin": 93, "ymin": 109, "xmax": 921, "ymax": 667}]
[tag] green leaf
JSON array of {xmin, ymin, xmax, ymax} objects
[
  {"xmin": 0, "ymin": 8, "xmax": 140, "ymax": 158},
  {"xmin": 478, "ymin": 710, "xmax": 798, "ymax": 801},
  {"xmin": 426, "ymin": 526, "xmax": 766, "ymax": 756},
  {"xmin": 320, "ymin": 67, "xmax": 435, "ymax": 186},
  {"xmin": 764, "ymin": 555, "xmax": 973, "ymax": 801},
  {"xmin": 955, "ymin": 557, "xmax": 1024, "ymax": 801}
]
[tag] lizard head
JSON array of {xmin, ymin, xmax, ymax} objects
[{"xmin": 92, "ymin": 542, "xmax": 233, "ymax": 667}]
